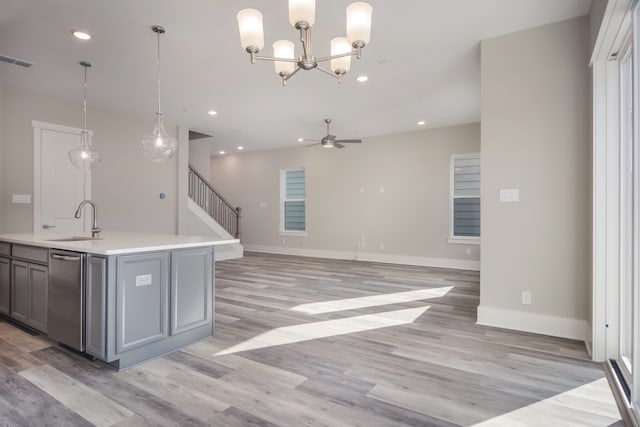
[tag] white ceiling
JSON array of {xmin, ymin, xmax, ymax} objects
[{"xmin": 0, "ymin": 0, "xmax": 591, "ymax": 154}]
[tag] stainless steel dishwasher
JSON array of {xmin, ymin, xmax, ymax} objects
[{"xmin": 48, "ymin": 250, "xmax": 86, "ymax": 351}]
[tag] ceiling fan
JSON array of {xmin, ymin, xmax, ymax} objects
[{"xmin": 304, "ymin": 119, "xmax": 362, "ymax": 149}]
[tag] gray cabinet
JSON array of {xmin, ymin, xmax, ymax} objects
[
  {"xmin": 170, "ymin": 247, "xmax": 212, "ymax": 335},
  {"xmin": 85, "ymin": 255, "xmax": 107, "ymax": 359},
  {"xmin": 82, "ymin": 246, "xmax": 214, "ymax": 369},
  {"xmin": 11, "ymin": 260, "xmax": 48, "ymax": 333},
  {"xmin": 0, "ymin": 256, "xmax": 10, "ymax": 315},
  {"xmin": 116, "ymin": 252, "xmax": 169, "ymax": 353}
]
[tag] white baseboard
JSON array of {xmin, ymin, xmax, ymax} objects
[
  {"xmin": 477, "ymin": 305, "xmax": 589, "ymax": 342},
  {"xmin": 243, "ymin": 244, "xmax": 480, "ymax": 271}
]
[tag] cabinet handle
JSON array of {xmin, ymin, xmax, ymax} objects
[
  {"xmin": 42, "ymin": 224, "xmax": 56, "ymax": 229},
  {"xmin": 51, "ymin": 254, "xmax": 81, "ymax": 261}
]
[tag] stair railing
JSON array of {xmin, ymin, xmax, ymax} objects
[{"xmin": 188, "ymin": 165, "xmax": 240, "ymax": 238}]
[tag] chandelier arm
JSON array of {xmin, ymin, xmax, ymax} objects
[
  {"xmin": 284, "ymin": 66, "xmax": 302, "ymax": 81},
  {"xmin": 316, "ymin": 66, "xmax": 341, "ymax": 81},
  {"xmin": 316, "ymin": 50, "xmax": 359, "ymax": 63},
  {"xmin": 252, "ymin": 55, "xmax": 299, "ymax": 63}
]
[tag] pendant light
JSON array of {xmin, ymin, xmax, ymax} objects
[
  {"xmin": 140, "ymin": 25, "xmax": 177, "ymax": 162},
  {"xmin": 69, "ymin": 61, "xmax": 101, "ymax": 169}
]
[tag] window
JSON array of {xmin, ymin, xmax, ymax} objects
[
  {"xmin": 281, "ymin": 168, "xmax": 306, "ymax": 233},
  {"xmin": 450, "ymin": 153, "xmax": 480, "ymax": 242}
]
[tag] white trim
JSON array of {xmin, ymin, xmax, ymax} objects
[
  {"xmin": 32, "ymin": 120, "xmax": 91, "ymax": 234},
  {"xmin": 447, "ymin": 236, "xmax": 480, "ymax": 245},
  {"xmin": 450, "ymin": 152, "xmax": 481, "ymax": 239},
  {"xmin": 243, "ymin": 244, "xmax": 480, "ymax": 271},
  {"xmin": 477, "ymin": 305, "xmax": 589, "ymax": 342},
  {"xmin": 280, "ymin": 167, "xmax": 306, "ymax": 233},
  {"xmin": 279, "ymin": 231, "xmax": 308, "ymax": 237}
]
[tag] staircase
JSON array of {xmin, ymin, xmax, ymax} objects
[{"xmin": 187, "ymin": 164, "xmax": 243, "ymax": 260}]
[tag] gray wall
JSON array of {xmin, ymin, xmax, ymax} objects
[
  {"xmin": 211, "ymin": 123, "xmax": 480, "ymax": 266},
  {"xmin": 480, "ymin": 17, "xmax": 590, "ymax": 335},
  {"xmin": 0, "ymin": 85, "xmax": 179, "ymax": 234},
  {"xmin": 590, "ymin": 0, "xmax": 608, "ymax": 53}
]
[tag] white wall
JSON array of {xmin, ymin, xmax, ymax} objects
[
  {"xmin": 1, "ymin": 85, "xmax": 179, "ymax": 234},
  {"xmin": 211, "ymin": 123, "xmax": 480, "ymax": 269},
  {"xmin": 479, "ymin": 17, "xmax": 590, "ymax": 340},
  {"xmin": 188, "ymin": 138, "xmax": 212, "ymax": 179}
]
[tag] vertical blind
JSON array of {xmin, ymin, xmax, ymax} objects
[
  {"xmin": 284, "ymin": 169, "xmax": 305, "ymax": 231},
  {"xmin": 453, "ymin": 155, "xmax": 480, "ymax": 237}
]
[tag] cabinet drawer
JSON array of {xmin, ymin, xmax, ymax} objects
[
  {"xmin": 12, "ymin": 245, "xmax": 48, "ymax": 265},
  {"xmin": 0, "ymin": 242, "xmax": 10, "ymax": 256}
]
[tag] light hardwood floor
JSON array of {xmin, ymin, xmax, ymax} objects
[{"xmin": 0, "ymin": 252, "xmax": 625, "ymax": 426}]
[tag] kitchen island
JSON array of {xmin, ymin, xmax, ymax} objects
[{"xmin": 0, "ymin": 231, "xmax": 238, "ymax": 369}]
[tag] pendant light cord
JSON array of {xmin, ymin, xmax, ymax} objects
[
  {"xmin": 83, "ymin": 65, "xmax": 88, "ymax": 134},
  {"xmin": 156, "ymin": 29, "xmax": 162, "ymax": 115}
]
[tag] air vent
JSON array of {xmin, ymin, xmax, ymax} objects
[
  {"xmin": 0, "ymin": 55, "xmax": 34, "ymax": 68},
  {"xmin": 189, "ymin": 130, "xmax": 213, "ymax": 141}
]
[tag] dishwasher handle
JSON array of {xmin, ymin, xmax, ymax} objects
[{"xmin": 51, "ymin": 253, "xmax": 81, "ymax": 262}]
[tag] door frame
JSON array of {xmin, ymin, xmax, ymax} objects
[{"xmin": 32, "ymin": 120, "xmax": 92, "ymax": 233}]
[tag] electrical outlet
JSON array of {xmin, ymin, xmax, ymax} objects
[
  {"xmin": 522, "ymin": 291, "xmax": 532, "ymax": 305},
  {"xmin": 466, "ymin": 248, "xmax": 472, "ymax": 255},
  {"xmin": 12, "ymin": 194, "xmax": 31, "ymax": 204}
]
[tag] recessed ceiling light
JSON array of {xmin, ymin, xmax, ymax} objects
[
  {"xmin": 72, "ymin": 30, "xmax": 91, "ymax": 40},
  {"xmin": 219, "ymin": 151, "xmax": 225, "ymax": 155},
  {"xmin": 356, "ymin": 75, "xmax": 368, "ymax": 82},
  {"xmin": 297, "ymin": 137, "xmax": 304, "ymax": 142},
  {"xmin": 417, "ymin": 121, "xmax": 426, "ymax": 126},
  {"xmin": 208, "ymin": 110, "xmax": 217, "ymax": 116},
  {"xmin": 237, "ymin": 146, "xmax": 244, "ymax": 150}
]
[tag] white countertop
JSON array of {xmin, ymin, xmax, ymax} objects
[{"xmin": 0, "ymin": 231, "xmax": 239, "ymax": 255}]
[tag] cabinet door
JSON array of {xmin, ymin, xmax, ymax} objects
[
  {"xmin": 86, "ymin": 256, "xmax": 107, "ymax": 359},
  {"xmin": 0, "ymin": 257, "xmax": 10, "ymax": 315},
  {"xmin": 116, "ymin": 252, "xmax": 169, "ymax": 353},
  {"xmin": 170, "ymin": 247, "xmax": 212, "ymax": 336},
  {"xmin": 29, "ymin": 264, "xmax": 48, "ymax": 333},
  {"xmin": 11, "ymin": 261, "xmax": 30, "ymax": 323}
]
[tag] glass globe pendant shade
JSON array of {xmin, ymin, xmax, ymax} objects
[
  {"xmin": 140, "ymin": 112, "xmax": 177, "ymax": 162},
  {"xmin": 69, "ymin": 61, "xmax": 100, "ymax": 170},
  {"xmin": 69, "ymin": 131, "xmax": 101, "ymax": 170}
]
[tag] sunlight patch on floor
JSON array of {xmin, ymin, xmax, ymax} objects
[
  {"xmin": 215, "ymin": 306, "xmax": 430, "ymax": 356},
  {"xmin": 470, "ymin": 377, "xmax": 622, "ymax": 427},
  {"xmin": 290, "ymin": 286, "xmax": 453, "ymax": 314}
]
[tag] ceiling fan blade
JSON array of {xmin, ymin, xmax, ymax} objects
[
  {"xmin": 335, "ymin": 139, "xmax": 362, "ymax": 144},
  {"xmin": 306, "ymin": 142, "xmax": 322, "ymax": 147},
  {"xmin": 334, "ymin": 143, "xmax": 345, "ymax": 149},
  {"xmin": 302, "ymin": 138, "xmax": 321, "ymax": 142}
]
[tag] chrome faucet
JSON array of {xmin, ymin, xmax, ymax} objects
[{"xmin": 74, "ymin": 200, "xmax": 101, "ymax": 238}]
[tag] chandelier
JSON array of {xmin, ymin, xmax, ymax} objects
[
  {"xmin": 237, "ymin": 0, "xmax": 372, "ymax": 86},
  {"xmin": 68, "ymin": 61, "xmax": 101, "ymax": 170}
]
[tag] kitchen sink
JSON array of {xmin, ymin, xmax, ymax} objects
[{"xmin": 44, "ymin": 236, "xmax": 102, "ymax": 242}]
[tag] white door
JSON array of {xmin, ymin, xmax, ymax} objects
[{"xmin": 33, "ymin": 121, "xmax": 91, "ymax": 235}]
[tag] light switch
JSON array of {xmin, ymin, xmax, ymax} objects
[
  {"xmin": 12, "ymin": 194, "xmax": 31, "ymax": 204},
  {"xmin": 500, "ymin": 189, "xmax": 519, "ymax": 202}
]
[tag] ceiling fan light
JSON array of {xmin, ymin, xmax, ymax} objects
[
  {"xmin": 237, "ymin": 9, "xmax": 265, "ymax": 51},
  {"xmin": 273, "ymin": 40, "xmax": 295, "ymax": 75},
  {"xmin": 288, "ymin": 0, "xmax": 315, "ymax": 28},
  {"xmin": 330, "ymin": 37, "xmax": 352, "ymax": 74},
  {"xmin": 346, "ymin": 2, "xmax": 372, "ymax": 46},
  {"xmin": 323, "ymin": 142, "xmax": 334, "ymax": 148}
]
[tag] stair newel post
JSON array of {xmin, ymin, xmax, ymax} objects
[{"xmin": 235, "ymin": 207, "xmax": 241, "ymax": 239}]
